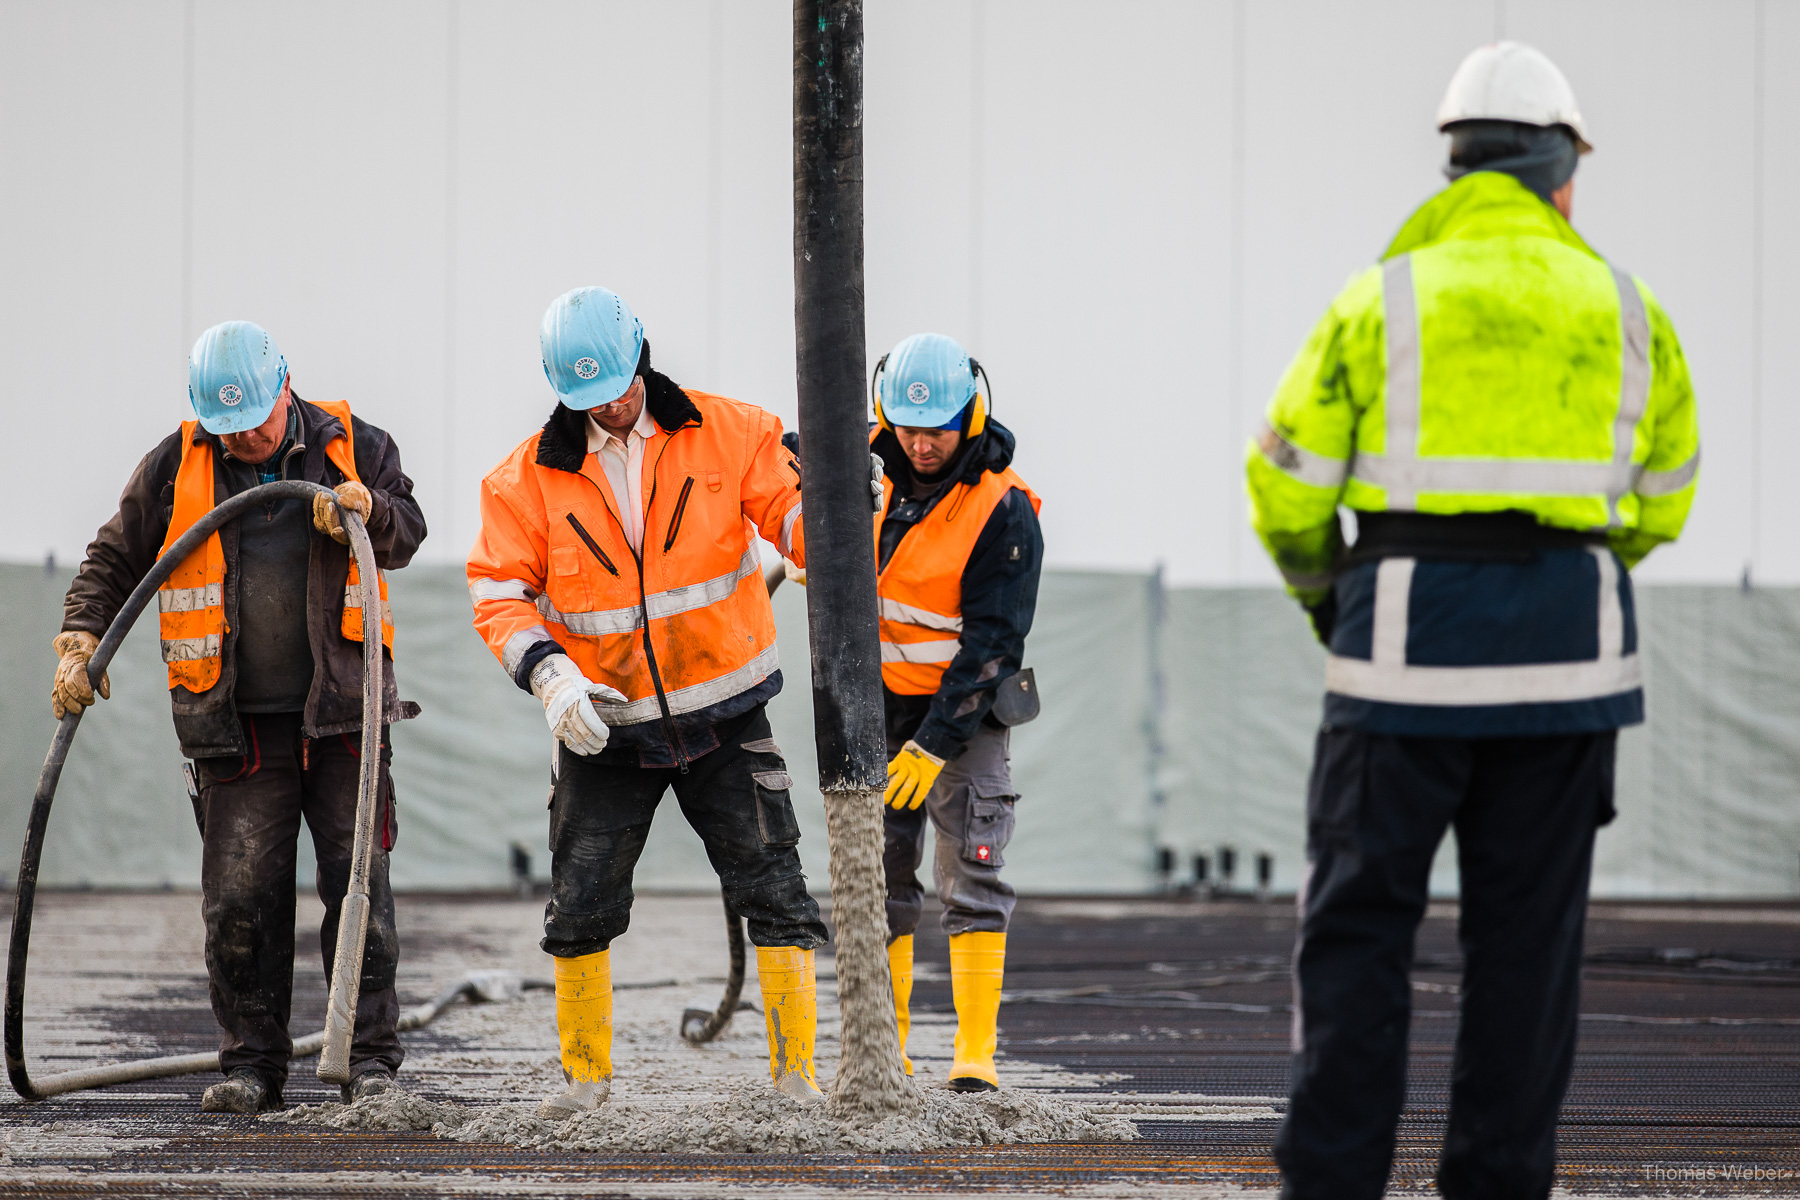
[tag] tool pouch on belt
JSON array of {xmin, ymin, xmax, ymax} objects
[{"xmin": 990, "ymin": 668, "xmax": 1040, "ymax": 726}]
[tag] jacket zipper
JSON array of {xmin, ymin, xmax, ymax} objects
[
  {"xmin": 564, "ymin": 513, "xmax": 619, "ymax": 575},
  {"xmin": 570, "ymin": 433, "xmax": 692, "ymax": 771},
  {"xmin": 662, "ymin": 476, "xmax": 694, "ymax": 554}
]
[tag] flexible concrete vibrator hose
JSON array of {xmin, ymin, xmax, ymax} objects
[{"xmin": 5, "ymin": 480, "xmax": 389, "ymax": 1100}]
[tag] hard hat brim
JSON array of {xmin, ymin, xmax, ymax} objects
[
  {"xmin": 555, "ymin": 368, "xmax": 639, "ymax": 410},
  {"xmin": 195, "ymin": 397, "xmax": 279, "ymax": 436}
]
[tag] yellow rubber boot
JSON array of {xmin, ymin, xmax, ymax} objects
[
  {"xmin": 948, "ymin": 931, "xmax": 1006, "ymax": 1091},
  {"xmin": 889, "ymin": 935, "xmax": 915, "ymax": 1076},
  {"xmin": 539, "ymin": 950, "xmax": 613, "ymax": 1119},
  {"xmin": 757, "ymin": 946, "xmax": 824, "ymax": 1103}
]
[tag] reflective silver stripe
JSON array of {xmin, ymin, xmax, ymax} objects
[
  {"xmin": 879, "ymin": 596, "xmax": 962, "ymax": 634},
  {"xmin": 1255, "ymin": 421, "xmax": 1350, "ymax": 490},
  {"xmin": 537, "ymin": 548, "xmax": 763, "ymax": 638},
  {"xmin": 1371, "ymin": 558, "xmax": 1412, "ymax": 666},
  {"xmin": 597, "ymin": 641, "xmax": 780, "ymax": 726},
  {"xmin": 880, "ymin": 637, "xmax": 961, "ymax": 665},
  {"xmin": 1360, "ymin": 256, "xmax": 1655, "ymax": 522},
  {"xmin": 1595, "ymin": 547, "xmax": 1622, "ymax": 660},
  {"xmin": 1324, "ymin": 547, "xmax": 1638, "ymax": 705},
  {"xmin": 780, "ymin": 503, "xmax": 802, "ymax": 559},
  {"xmin": 470, "ymin": 577, "xmax": 538, "ymax": 604},
  {"xmin": 342, "ymin": 588, "xmax": 392, "ymax": 627},
  {"xmin": 538, "ymin": 594, "xmax": 641, "ymax": 637},
  {"xmin": 1350, "ymin": 455, "xmax": 1624, "ymax": 496},
  {"xmin": 1635, "ymin": 450, "xmax": 1700, "ymax": 497},
  {"xmin": 157, "ymin": 583, "xmax": 222, "ymax": 613},
  {"xmin": 1608, "ymin": 266, "xmax": 1652, "ymax": 523},
  {"xmin": 160, "ymin": 633, "xmax": 221, "ymax": 663},
  {"xmin": 1380, "ymin": 255, "xmax": 1421, "ymax": 509},
  {"xmin": 501, "ymin": 625, "xmax": 553, "ymax": 677}
]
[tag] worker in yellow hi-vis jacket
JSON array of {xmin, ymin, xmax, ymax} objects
[{"xmin": 1245, "ymin": 43, "xmax": 1698, "ymax": 1200}]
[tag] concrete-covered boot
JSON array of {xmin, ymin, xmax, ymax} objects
[
  {"xmin": 948, "ymin": 931, "xmax": 1005, "ymax": 1092},
  {"xmin": 758, "ymin": 945, "xmax": 823, "ymax": 1104},
  {"xmin": 201, "ymin": 1067, "xmax": 279, "ymax": 1113},
  {"xmin": 539, "ymin": 949, "xmax": 613, "ymax": 1120},
  {"xmin": 342, "ymin": 1068, "xmax": 398, "ymax": 1104}
]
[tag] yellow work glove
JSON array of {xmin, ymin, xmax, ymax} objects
[
  {"xmin": 311, "ymin": 481, "xmax": 373, "ymax": 545},
  {"xmin": 51, "ymin": 631, "xmax": 109, "ymax": 720},
  {"xmin": 884, "ymin": 740, "xmax": 946, "ymax": 811}
]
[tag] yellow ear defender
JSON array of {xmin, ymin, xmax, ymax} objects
[{"xmin": 871, "ymin": 354, "xmax": 991, "ymax": 437}]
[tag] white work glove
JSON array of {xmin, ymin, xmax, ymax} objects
[
  {"xmin": 870, "ymin": 452, "xmax": 886, "ymax": 512},
  {"xmin": 529, "ymin": 654, "xmax": 628, "ymax": 757},
  {"xmin": 783, "ymin": 559, "xmax": 807, "ymax": 587}
]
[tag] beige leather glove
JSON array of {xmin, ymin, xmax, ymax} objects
[
  {"xmin": 311, "ymin": 481, "xmax": 373, "ymax": 544},
  {"xmin": 51, "ymin": 631, "xmax": 109, "ymax": 720}
]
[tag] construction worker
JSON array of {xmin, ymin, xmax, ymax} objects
[
  {"xmin": 872, "ymin": 333, "xmax": 1042, "ymax": 1092},
  {"xmin": 1247, "ymin": 43, "xmax": 1700, "ymax": 1200},
  {"xmin": 55, "ymin": 321, "xmax": 426, "ymax": 1113},
  {"xmin": 467, "ymin": 286, "xmax": 835, "ymax": 1117}
]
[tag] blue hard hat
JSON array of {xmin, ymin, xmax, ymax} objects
[
  {"xmin": 188, "ymin": 321, "xmax": 288, "ymax": 434},
  {"xmin": 877, "ymin": 333, "xmax": 976, "ymax": 430},
  {"xmin": 541, "ymin": 286, "xmax": 644, "ymax": 408}
]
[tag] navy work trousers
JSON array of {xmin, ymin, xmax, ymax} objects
[{"xmin": 1275, "ymin": 728, "xmax": 1616, "ymax": 1200}]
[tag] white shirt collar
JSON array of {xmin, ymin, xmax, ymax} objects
[{"xmin": 586, "ymin": 403, "xmax": 658, "ymax": 454}]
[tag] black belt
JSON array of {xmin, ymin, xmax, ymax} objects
[{"xmin": 1345, "ymin": 511, "xmax": 1607, "ymax": 565}]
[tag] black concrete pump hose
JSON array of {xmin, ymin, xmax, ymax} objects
[{"xmin": 4, "ymin": 480, "xmax": 390, "ymax": 1101}]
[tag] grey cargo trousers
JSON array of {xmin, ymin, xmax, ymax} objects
[{"xmin": 884, "ymin": 723, "xmax": 1018, "ymax": 938}]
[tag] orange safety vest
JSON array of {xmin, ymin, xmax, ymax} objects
[
  {"xmin": 156, "ymin": 399, "xmax": 393, "ymax": 694},
  {"xmin": 873, "ymin": 456, "xmax": 1040, "ymax": 696},
  {"xmin": 468, "ymin": 391, "xmax": 804, "ymax": 730}
]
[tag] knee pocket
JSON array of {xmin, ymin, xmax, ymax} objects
[
  {"xmin": 960, "ymin": 782, "xmax": 1016, "ymax": 869},
  {"xmin": 750, "ymin": 770, "xmax": 801, "ymax": 847}
]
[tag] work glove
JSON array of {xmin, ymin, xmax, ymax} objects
[
  {"xmin": 50, "ymin": 630, "xmax": 109, "ymax": 720},
  {"xmin": 783, "ymin": 559, "xmax": 807, "ymax": 587},
  {"xmin": 311, "ymin": 481, "xmax": 374, "ymax": 545},
  {"xmin": 885, "ymin": 740, "xmax": 946, "ymax": 810},
  {"xmin": 1304, "ymin": 590, "xmax": 1338, "ymax": 648},
  {"xmin": 870, "ymin": 452, "xmax": 886, "ymax": 512},
  {"xmin": 530, "ymin": 653, "xmax": 628, "ymax": 757}
]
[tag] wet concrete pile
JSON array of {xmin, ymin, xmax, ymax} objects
[{"xmin": 269, "ymin": 1081, "xmax": 1136, "ymax": 1153}]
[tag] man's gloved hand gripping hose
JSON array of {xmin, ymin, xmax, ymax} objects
[{"xmin": 5, "ymin": 480, "xmax": 383, "ymax": 1100}]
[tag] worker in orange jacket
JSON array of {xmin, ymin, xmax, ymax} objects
[
  {"xmin": 468, "ymin": 287, "xmax": 833, "ymax": 1116},
  {"xmin": 871, "ymin": 333, "xmax": 1042, "ymax": 1091}
]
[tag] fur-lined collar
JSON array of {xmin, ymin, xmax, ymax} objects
[{"xmin": 535, "ymin": 339, "xmax": 702, "ymax": 473}]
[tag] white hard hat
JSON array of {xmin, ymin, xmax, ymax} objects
[{"xmin": 1437, "ymin": 41, "xmax": 1591, "ymax": 153}]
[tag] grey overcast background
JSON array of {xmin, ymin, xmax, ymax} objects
[{"xmin": 1, "ymin": 0, "xmax": 1790, "ymax": 585}]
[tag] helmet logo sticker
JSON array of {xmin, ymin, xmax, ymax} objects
[
  {"xmin": 906, "ymin": 381, "xmax": 930, "ymax": 405},
  {"xmin": 218, "ymin": 384, "xmax": 243, "ymax": 407},
  {"xmin": 574, "ymin": 357, "xmax": 600, "ymax": 380}
]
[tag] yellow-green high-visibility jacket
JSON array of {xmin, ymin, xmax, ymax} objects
[
  {"xmin": 1245, "ymin": 171, "xmax": 1700, "ymax": 738},
  {"xmin": 1247, "ymin": 171, "xmax": 1699, "ymax": 598}
]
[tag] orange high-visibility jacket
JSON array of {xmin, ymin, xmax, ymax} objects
[
  {"xmin": 874, "ymin": 457, "xmax": 1040, "ymax": 696},
  {"xmin": 157, "ymin": 398, "xmax": 393, "ymax": 694},
  {"xmin": 468, "ymin": 390, "xmax": 804, "ymax": 734}
]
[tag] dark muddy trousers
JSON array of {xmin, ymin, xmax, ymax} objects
[
  {"xmin": 194, "ymin": 711, "xmax": 401, "ymax": 1097},
  {"xmin": 1276, "ymin": 728, "xmax": 1616, "ymax": 1200},
  {"xmin": 884, "ymin": 722, "xmax": 1018, "ymax": 939},
  {"xmin": 543, "ymin": 704, "xmax": 828, "ymax": 958}
]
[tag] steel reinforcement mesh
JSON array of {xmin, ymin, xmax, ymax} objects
[{"xmin": 2, "ymin": 896, "xmax": 1796, "ymax": 1197}]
